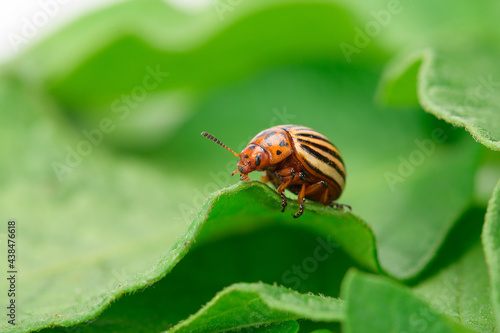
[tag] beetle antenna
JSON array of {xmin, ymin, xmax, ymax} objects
[{"xmin": 201, "ymin": 132, "xmax": 240, "ymax": 157}]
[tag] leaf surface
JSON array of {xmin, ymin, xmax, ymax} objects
[
  {"xmin": 379, "ymin": 36, "xmax": 500, "ymax": 150},
  {"xmin": 342, "ymin": 270, "xmax": 475, "ymax": 333},
  {"xmin": 483, "ymin": 179, "xmax": 500, "ymax": 327},
  {"xmin": 169, "ymin": 282, "xmax": 343, "ymax": 333}
]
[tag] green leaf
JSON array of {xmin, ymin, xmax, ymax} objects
[
  {"xmin": 0, "ymin": 62, "xmax": 479, "ymax": 332},
  {"xmin": 483, "ymin": 178, "xmax": 500, "ymax": 327},
  {"xmin": 342, "ymin": 270, "xmax": 474, "ymax": 333},
  {"xmin": 251, "ymin": 321, "xmax": 300, "ymax": 333},
  {"xmin": 0, "ymin": 77, "xmax": 194, "ymax": 332},
  {"xmin": 378, "ymin": 35, "xmax": 500, "ymax": 150},
  {"xmin": 172, "ymin": 63, "xmax": 479, "ymax": 281},
  {"xmin": 0, "ymin": 76, "xmax": 377, "ymax": 333},
  {"xmin": 44, "ymin": 222, "xmax": 352, "ymax": 333},
  {"xmin": 416, "ymin": 242, "xmax": 494, "ymax": 332},
  {"xmin": 335, "ymin": 0, "xmax": 496, "ymax": 54},
  {"xmin": 0, "ymin": 0, "xmax": 487, "ymax": 329},
  {"xmin": 4, "ymin": 0, "xmax": 387, "ymax": 149},
  {"xmin": 168, "ymin": 282, "xmax": 343, "ymax": 333},
  {"xmin": 414, "ymin": 208, "xmax": 495, "ymax": 332}
]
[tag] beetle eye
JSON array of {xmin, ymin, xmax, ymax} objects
[{"xmin": 255, "ymin": 153, "xmax": 262, "ymax": 166}]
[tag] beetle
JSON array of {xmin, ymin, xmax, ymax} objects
[{"xmin": 201, "ymin": 125, "xmax": 350, "ymax": 218}]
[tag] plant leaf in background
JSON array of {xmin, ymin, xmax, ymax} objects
[
  {"xmin": 7, "ymin": 0, "xmax": 386, "ymax": 150},
  {"xmin": 250, "ymin": 320, "xmax": 300, "ymax": 333},
  {"xmin": 341, "ymin": 270, "xmax": 474, "ymax": 333},
  {"xmin": 167, "ymin": 62, "xmax": 479, "ymax": 281},
  {"xmin": 483, "ymin": 179, "xmax": 500, "ymax": 327},
  {"xmin": 337, "ymin": 0, "xmax": 497, "ymax": 54},
  {"xmin": 0, "ymin": 73, "xmax": 374, "ymax": 331},
  {"xmin": 414, "ymin": 207, "xmax": 495, "ymax": 332},
  {"xmin": 378, "ymin": 37, "xmax": 500, "ymax": 150},
  {"xmin": 1, "ymin": 0, "xmax": 499, "ymax": 332},
  {"xmin": 169, "ymin": 282, "xmax": 344, "ymax": 333},
  {"xmin": 348, "ymin": 0, "xmax": 500, "ymax": 151},
  {"xmin": 0, "ymin": 77, "xmax": 196, "ymax": 332},
  {"xmin": 49, "ymin": 201, "xmax": 353, "ymax": 333},
  {"xmin": 416, "ymin": 241, "xmax": 494, "ymax": 331},
  {"xmin": 4, "ymin": 61, "xmax": 480, "ymax": 331}
]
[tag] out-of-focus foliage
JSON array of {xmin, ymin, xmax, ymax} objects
[{"xmin": 1, "ymin": 0, "xmax": 500, "ymax": 332}]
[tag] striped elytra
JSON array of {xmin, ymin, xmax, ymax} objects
[{"xmin": 201, "ymin": 125, "xmax": 349, "ymax": 218}]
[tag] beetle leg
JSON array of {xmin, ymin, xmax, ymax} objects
[
  {"xmin": 276, "ymin": 167, "xmax": 297, "ymax": 182},
  {"xmin": 294, "ymin": 182, "xmax": 307, "ymax": 218},
  {"xmin": 279, "ymin": 193, "xmax": 287, "ymax": 212},
  {"xmin": 329, "ymin": 202, "xmax": 352, "ymax": 212},
  {"xmin": 321, "ymin": 187, "xmax": 329, "ymax": 204},
  {"xmin": 276, "ymin": 169, "xmax": 296, "ymax": 212},
  {"xmin": 302, "ymin": 180, "xmax": 329, "ymax": 204},
  {"xmin": 293, "ymin": 181, "xmax": 329, "ymax": 218}
]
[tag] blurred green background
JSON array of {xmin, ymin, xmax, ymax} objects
[{"xmin": 1, "ymin": 0, "xmax": 500, "ymax": 332}]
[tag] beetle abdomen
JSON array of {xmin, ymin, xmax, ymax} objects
[{"xmin": 284, "ymin": 125, "xmax": 346, "ymax": 197}]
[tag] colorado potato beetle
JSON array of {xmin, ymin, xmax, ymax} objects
[{"xmin": 201, "ymin": 125, "xmax": 350, "ymax": 218}]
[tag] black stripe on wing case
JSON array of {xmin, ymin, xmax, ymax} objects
[
  {"xmin": 294, "ymin": 132, "xmax": 338, "ymax": 147},
  {"xmin": 301, "ymin": 158, "xmax": 343, "ymax": 192},
  {"xmin": 297, "ymin": 138, "xmax": 344, "ymax": 164},
  {"xmin": 300, "ymin": 144, "xmax": 346, "ymax": 180}
]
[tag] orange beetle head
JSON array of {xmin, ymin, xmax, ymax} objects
[{"xmin": 232, "ymin": 144, "xmax": 271, "ymax": 180}]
